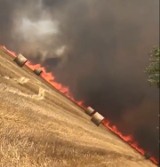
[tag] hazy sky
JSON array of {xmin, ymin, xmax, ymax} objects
[{"xmin": 0, "ymin": 0, "xmax": 159, "ymax": 159}]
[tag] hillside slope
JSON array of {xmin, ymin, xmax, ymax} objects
[{"xmin": 0, "ymin": 49, "xmax": 156, "ymax": 167}]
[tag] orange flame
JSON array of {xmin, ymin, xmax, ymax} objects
[
  {"xmin": 25, "ymin": 61, "xmax": 84, "ymax": 106},
  {"xmin": 25, "ymin": 61, "xmax": 159, "ymax": 166},
  {"xmin": 0, "ymin": 45, "xmax": 17, "ymax": 58},
  {"xmin": 102, "ymin": 119, "xmax": 158, "ymax": 165},
  {"xmin": 1, "ymin": 45, "xmax": 159, "ymax": 165}
]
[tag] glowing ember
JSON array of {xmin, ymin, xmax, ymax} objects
[{"xmin": 0, "ymin": 45, "xmax": 159, "ymax": 165}]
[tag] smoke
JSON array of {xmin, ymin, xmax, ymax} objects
[{"xmin": 0, "ymin": 0, "xmax": 159, "ymax": 159}]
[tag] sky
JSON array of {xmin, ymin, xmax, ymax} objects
[{"xmin": 0, "ymin": 0, "xmax": 159, "ymax": 160}]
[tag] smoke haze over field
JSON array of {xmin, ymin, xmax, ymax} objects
[{"xmin": 0, "ymin": 0, "xmax": 159, "ymax": 160}]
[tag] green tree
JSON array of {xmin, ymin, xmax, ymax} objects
[{"xmin": 146, "ymin": 47, "xmax": 160, "ymax": 88}]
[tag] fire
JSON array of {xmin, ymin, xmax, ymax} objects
[
  {"xmin": 26, "ymin": 61, "xmax": 159, "ymax": 165},
  {"xmin": 0, "ymin": 45, "xmax": 159, "ymax": 165},
  {"xmin": 0, "ymin": 45, "xmax": 17, "ymax": 58},
  {"xmin": 25, "ymin": 61, "xmax": 84, "ymax": 107},
  {"xmin": 102, "ymin": 119, "xmax": 159, "ymax": 165}
]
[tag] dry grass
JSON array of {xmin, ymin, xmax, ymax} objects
[
  {"xmin": 0, "ymin": 50, "xmax": 156, "ymax": 167},
  {"xmin": 0, "ymin": 98, "xmax": 128, "ymax": 167}
]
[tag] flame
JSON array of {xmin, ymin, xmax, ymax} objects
[
  {"xmin": 102, "ymin": 119, "xmax": 159, "ymax": 165},
  {"xmin": 0, "ymin": 45, "xmax": 17, "ymax": 58},
  {"xmin": 25, "ymin": 61, "xmax": 84, "ymax": 107},
  {"xmin": 0, "ymin": 45, "xmax": 159, "ymax": 165}
]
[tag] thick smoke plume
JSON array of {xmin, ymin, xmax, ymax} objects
[{"xmin": 0, "ymin": 0, "xmax": 159, "ymax": 159}]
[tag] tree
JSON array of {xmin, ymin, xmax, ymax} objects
[{"xmin": 146, "ymin": 47, "xmax": 160, "ymax": 88}]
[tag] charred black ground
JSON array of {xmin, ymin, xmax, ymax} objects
[{"xmin": 0, "ymin": 0, "xmax": 159, "ymax": 160}]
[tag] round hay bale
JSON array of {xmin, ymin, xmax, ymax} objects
[
  {"xmin": 144, "ymin": 152, "xmax": 151, "ymax": 159},
  {"xmin": 85, "ymin": 106, "xmax": 95, "ymax": 116},
  {"xmin": 91, "ymin": 112, "xmax": 105, "ymax": 126},
  {"xmin": 34, "ymin": 68, "xmax": 43, "ymax": 76},
  {"xmin": 14, "ymin": 54, "xmax": 27, "ymax": 66}
]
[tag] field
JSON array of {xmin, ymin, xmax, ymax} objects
[{"xmin": 0, "ymin": 49, "xmax": 156, "ymax": 167}]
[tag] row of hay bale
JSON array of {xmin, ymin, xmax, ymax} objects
[
  {"xmin": 85, "ymin": 106, "xmax": 105, "ymax": 126},
  {"xmin": 14, "ymin": 54, "xmax": 43, "ymax": 75},
  {"xmin": 14, "ymin": 54, "xmax": 105, "ymax": 126}
]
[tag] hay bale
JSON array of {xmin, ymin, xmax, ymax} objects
[
  {"xmin": 14, "ymin": 54, "xmax": 27, "ymax": 67},
  {"xmin": 85, "ymin": 106, "xmax": 95, "ymax": 116},
  {"xmin": 34, "ymin": 68, "xmax": 43, "ymax": 76},
  {"xmin": 91, "ymin": 112, "xmax": 104, "ymax": 126}
]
